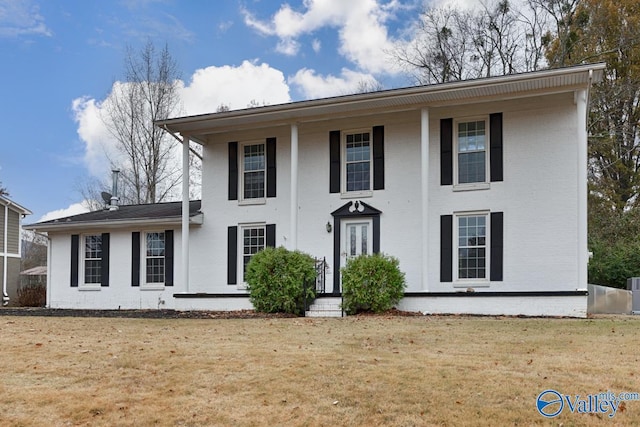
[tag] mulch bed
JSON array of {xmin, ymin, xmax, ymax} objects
[{"xmin": 0, "ymin": 307, "xmax": 421, "ymax": 319}]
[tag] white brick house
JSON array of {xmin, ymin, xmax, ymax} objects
[{"xmin": 26, "ymin": 64, "xmax": 605, "ymax": 317}]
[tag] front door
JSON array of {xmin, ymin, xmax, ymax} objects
[{"xmin": 343, "ymin": 219, "xmax": 373, "ymax": 259}]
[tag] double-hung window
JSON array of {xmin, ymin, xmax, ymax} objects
[
  {"xmin": 83, "ymin": 234, "xmax": 102, "ymax": 286},
  {"xmin": 242, "ymin": 143, "xmax": 266, "ymax": 200},
  {"xmin": 242, "ymin": 225, "xmax": 265, "ymax": 281},
  {"xmin": 456, "ymin": 119, "xmax": 487, "ymax": 184},
  {"xmin": 344, "ymin": 131, "xmax": 372, "ymax": 193},
  {"xmin": 456, "ymin": 214, "xmax": 488, "ymax": 280},
  {"xmin": 145, "ymin": 232, "xmax": 165, "ymax": 285}
]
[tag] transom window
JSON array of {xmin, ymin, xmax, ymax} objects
[
  {"xmin": 344, "ymin": 132, "xmax": 371, "ymax": 192},
  {"xmin": 242, "ymin": 143, "xmax": 265, "ymax": 199},
  {"xmin": 457, "ymin": 215, "xmax": 487, "ymax": 280},
  {"xmin": 83, "ymin": 235, "xmax": 102, "ymax": 284},
  {"xmin": 457, "ymin": 120, "xmax": 487, "ymax": 184},
  {"xmin": 242, "ymin": 226, "xmax": 265, "ymax": 281},
  {"xmin": 145, "ymin": 232, "xmax": 165, "ymax": 284}
]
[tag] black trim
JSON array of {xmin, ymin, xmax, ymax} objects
[
  {"xmin": 329, "ymin": 130, "xmax": 341, "ymax": 193},
  {"xmin": 440, "ymin": 118, "xmax": 453, "ymax": 185},
  {"xmin": 228, "ymin": 141, "xmax": 238, "ymax": 200},
  {"xmin": 131, "ymin": 232, "xmax": 140, "ymax": 287},
  {"xmin": 331, "ymin": 201, "xmax": 382, "ymax": 295},
  {"xmin": 70, "ymin": 234, "xmax": 79, "ymax": 287},
  {"xmin": 490, "ymin": 212, "xmax": 503, "ymax": 281},
  {"xmin": 266, "ymin": 224, "xmax": 276, "ymax": 248},
  {"xmin": 101, "ymin": 233, "xmax": 110, "ymax": 287},
  {"xmin": 266, "ymin": 137, "xmax": 277, "ymax": 198},
  {"xmin": 372, "ymin": 125, "xmax": 384, "ymax": 190},
  {"xmin": 164, "ymin": 230, "xmax": 174, "ymax": 286},
  {"xmin": 440, "ymin": 215, "xmax": 453, "ymax": 282},
  {"xmin": 227, "ymin": 226, "xmax": 237, "ymax": 285},
  {"xmin": 490, "ymin": 113, "xmax": 503, "ymax": 182}
]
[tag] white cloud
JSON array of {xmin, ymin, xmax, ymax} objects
[
  {"xmin": 0, "ymin": 0, "xmax": 52, "ymax": 38},
  {"xmin": 289, "ymin": 68, "xmax": 380, "ymax": 99},
  {"xmin": 38, "ymin": 202, "xmax": 90, "ymax": 222},
  {"xmin": 179, "ymin": 60, "xmax": 291, "ymax": 115},
  {"xmin": 243, "ymin": 0, "xmax": 403, "ymax": 74},
  {"xmin": 311, "ymin": 38, "xmax": 321, "ymax": 53},
  {"xmin": 71, "ymin": 96, "xmax": 116, "ymax": 179}
]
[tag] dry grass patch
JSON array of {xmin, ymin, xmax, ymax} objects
[{"xmin": 0, "ymin": 314, "xmax": 639, "ymax": 426}]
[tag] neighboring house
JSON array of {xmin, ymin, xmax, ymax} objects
[
  {"xmin": 26, "ymin": 64, "xmax": 605, "ymax": 317},
  {"xmin": 0, "ymin": 195, "xmax": 32, "ymax": 306}
]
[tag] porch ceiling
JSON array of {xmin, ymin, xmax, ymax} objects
[{"xmin": 156, "ymin": 63, "xmax": 605, "ymax": 141}]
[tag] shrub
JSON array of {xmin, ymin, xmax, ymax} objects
[
  {"xmin": 17, "ymin": 284, "xmax": 46, "ymax": 307},
  {"xmin": 341, "ymin": 253, "xmax": 406, "ymax": 314},
  {"xmin": 246, "ymin": 247, "xmax": 317, "ymax": 316}
]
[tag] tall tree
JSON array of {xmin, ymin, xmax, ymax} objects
[
  {"xmin": 102, "ymin": 41, "xmax": 182, "ymax": 204},
  {"xmin": 0, "ymin": 181, "xmax": 7, "ymax": 197},
  {"xmin": 393, "ymin": 0, "xmax": 548, "ymax": 84}
]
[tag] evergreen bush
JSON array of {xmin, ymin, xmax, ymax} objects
[
  {"xmin": 341, "ymin": 253, "xmax": 406, "ymax": 314},
  {"xmin": 246, "ymin": 247, "xmax": 317, "ymax": 316}
]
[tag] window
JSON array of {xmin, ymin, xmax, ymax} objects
[
  {"xmin": 83, "ymin": 235, "xmax": 102, "ymax": 285},
  {"xmin": 456, "ymin": 120, "xmax": 487, "ymax": 184},
  {"xmin": 344, "ymin": 131, "xmax": 371, "ymax": 193},
  {"xmin": 242, "ymin": 226, "xmax": 265, "ymax": 281},
  {"xmin": 456, "ymin": 214, "xmax": 487, "ymax": 280},
  {"xmin": 242, "ymin": 143, "xmax": 265, "ymax": 200},
  {"xmin": 145, "ymin": 232, "xmax": 165, "ymax": 285}
]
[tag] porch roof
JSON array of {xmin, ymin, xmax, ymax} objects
[{"xmin": 156, "ymin": 63, "xmax": 605, "ymax": 141}]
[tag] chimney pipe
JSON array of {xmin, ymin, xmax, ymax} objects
[{"xmin": 110, "ymin": 169, "xmax": 120, "ymax": 211}]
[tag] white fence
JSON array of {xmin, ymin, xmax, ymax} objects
[{"xmin": 587, "ymin": 284, "xmax": 631, "ymax": 314}]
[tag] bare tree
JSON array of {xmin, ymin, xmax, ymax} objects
[
  {"xmin": 101, "ymin": 41, "xmax": 182, "ymax": 204},
  {"xmin": 0, "ymin": 181, "xmax": 8, "ymax": 197}
]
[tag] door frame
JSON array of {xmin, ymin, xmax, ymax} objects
[{"xmin": 330, "ymin": 200, "xmax": 381, "ymax": 295}]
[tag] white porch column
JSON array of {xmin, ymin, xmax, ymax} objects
[
  {"xmin": 290, "ymin": 123, "xmax": 299, "ymax": 250},
  {"xmin": 576, "ymin": 90, "xmax": 588, "ymax": 289},
  {"xmin": 182, "ymin": 134, "xmax": 190, "ymax": 292},
  {"xmin": 421, "ymin": 108, "xmax": 430, "ymax": 290}
]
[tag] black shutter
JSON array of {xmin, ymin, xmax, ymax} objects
[
  {"xmin": 329, "ymin": 130, "xmax": 341, "ymax": 193},
  {"xmin": 101, "ymin": 233, "xmax": 110, "ymax": 287},
  {"xmin": 490, "ymin": 212, "xmax": 504, "ymax": 281},
  {"xmin": 440, "ymin": 118, "xmax": 453, "ymax": 185},
  {"xmin": 490, "ymin": 113, "xmax": 503, "ymax": 182},
  {"xmin": 227, "ymin": 226, "xmax": 237, "ymax": 285},
  {"xmin": 440, "ymin": 215, "xmax": 453, "ymax": 282},
  {"xmin": 266, "ymin": 137, "xmax": 277, "ymax": 198},
  {"xmin": 131, "ymin": 232, "xmax": 140, "ymax": 287},
  {"xmin": 164, "ymin": 230, "xmax": 174, "ymax": 286},
  {"xmin": 70, "ymin": 234, "xmax": 79, "ymax": 287},
  {"xmin": 266, "ymin": 224, "xmax": 276, "ymax": 248},
  {"xmin": 373, "ymin": 126, "xmax": 385, "ymax": 190},
  {"xmin": 228, "ymin": 141, "xmax": 238, "ymax": 200}
]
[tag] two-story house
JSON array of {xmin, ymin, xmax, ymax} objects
[
  {"xmin": 1, "ymin": 195, "xmax": 32, "ymax": 306},
  {"xmin": 26, "ymin": 64, "xmax": 605, "ymax": 316}
]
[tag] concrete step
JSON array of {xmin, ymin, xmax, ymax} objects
[{"xmin": 305, "ymin": 299, "xmax": 344, "ymax": 317}]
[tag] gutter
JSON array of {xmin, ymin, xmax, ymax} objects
[
  {"xmin": 23, "ymin": 213, "xmax": 204, "ymax": 233},
  {"xmin": 3, "ymin": 203, "xmax": 8, "ymax": 305}
]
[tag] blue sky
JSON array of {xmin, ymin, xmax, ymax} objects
[{"xmin": 0, "ymin": 0, "xmax": 456, "ymax": 222}]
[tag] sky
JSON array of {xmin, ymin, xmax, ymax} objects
[{"xmin": 0, "ymin": 0, "xmax": 468, "ymax": 223}]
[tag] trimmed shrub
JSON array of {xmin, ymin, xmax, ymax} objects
[
  {"xmin": 341, "ymin": 253, "xmax": 406, "ymax": 315},
  {"xmin": 246, "ymin": 247, "xmax": 317, "ymax": 316},
  {"xmin": 17, "ymin": 284, "xmax": 46, "ymax": 307}
]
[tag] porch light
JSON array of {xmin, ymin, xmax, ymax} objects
[{"xmin": 326, "ymin": 221, "xmax": 332, "ymax": 233}]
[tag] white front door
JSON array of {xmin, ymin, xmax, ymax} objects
[{"xmin": 342, "ymin": 219, "xmax": 373, "ymax": 260}]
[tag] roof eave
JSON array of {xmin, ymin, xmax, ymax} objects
[{"xmin": 24, "ymin": 213, "xmax": 203, "ymax": 233}]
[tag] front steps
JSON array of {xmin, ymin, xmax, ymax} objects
[{"xmin": 305, "ymin": 297, "xmax": 343, "ymax": 317}]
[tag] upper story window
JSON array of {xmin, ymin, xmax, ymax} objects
[
  {"xmin": 145, "ymin": 232, "xmax": 165, "ymax": 285},
  {"xmin": 242, "ymin": 143, "xmax": 266, "ymax": 200},
  {"xmin": 344, "ymin": 131, "xmax": 372, "ymax": 193},
  {"xmin": 83, "ymin": 234, "xmax": 102, "ymax": 285},
  {"xmin": 456, "ymin": 119, "xmax": 487, "ymax": 184}
]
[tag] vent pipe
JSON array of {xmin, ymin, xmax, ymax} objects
[{"xmin": 109, "ymin": 169, "xmax": 120, "ymax": 211}]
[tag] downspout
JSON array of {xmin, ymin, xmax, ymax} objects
[{"xmin": 3, "ymin": 203, "xmax": 9, "ymax": 305}]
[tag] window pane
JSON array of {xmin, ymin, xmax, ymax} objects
[
  {"xmin": 242, "ymin": 227, "xmax": 265, "ymax": 280},
  {"xmin": 458, "ymin": 120, "xmax": 486, "ymax": 184},
  {"xmin": 84, "ymin": 260, "xmax": 102, "ymax": 284},
  {"xmin": 361, "ymin": 225, "xmax": 368, "ymax": 255},
  {"xmin": 345, "ymin": 132, "xmax": 371, "ymax": 192},
  {"xmin": 146, "ymin": 257, "xmax": 165, "ymax": 283},
  {"xmin": 458, "ymin": 152, "xmax": 486, "ymax": 184},
  {"xmin": 243, "ymin": 144, "xmax": 265, "ymax": 199},
  {"xmin": 458, "ymin": 215, "xmax": 487, "ymax": 280}
]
